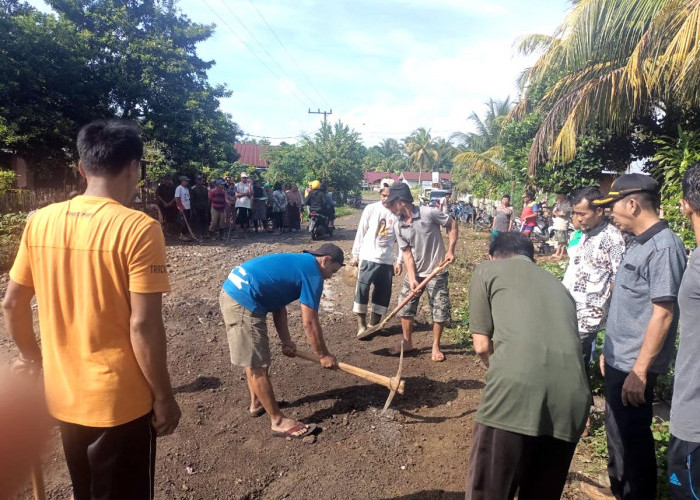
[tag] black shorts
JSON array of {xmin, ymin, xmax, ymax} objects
[{"xmin": 59, "ymin": 412, "xmax": 156, "ymax": 500}]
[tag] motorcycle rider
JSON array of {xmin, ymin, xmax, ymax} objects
[{"xmin": 306, "ymin": 180, "xmax": 333, "ymax": 226}]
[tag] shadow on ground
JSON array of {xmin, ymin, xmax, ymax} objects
[
  {"xmin": 381, "ymin": 490, "xmax": 464, "ymax": 500},
  {"xmin": 173, "ymin": 376, "xmax": 222, "ymax": 394},
  {"xmin": 285, "ymin": 375, "xmax": 482, "ymax": 424}
]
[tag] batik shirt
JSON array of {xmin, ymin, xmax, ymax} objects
[{"xmin": 562, "ymin": 221, "xmax": 625, "ymax": 336}]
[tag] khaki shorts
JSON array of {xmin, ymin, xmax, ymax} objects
[
  {"xmin": 219, "ymin": 290, "xmax": 270, "ymax": 368},
  {"xmin": 398, "ymin": 272, "xmax": 451, "ymax": 323}
]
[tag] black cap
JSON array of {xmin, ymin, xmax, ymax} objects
[
  {"xmin": 593, "ymin": 174, "xmax": 659, "ymax": 206},
  {"xmin": 303, "ymin": 243, "xmax": 345, "ymax": 266},
  {"xmin": 385, "ymin": 182, "xmax": 414, "ymax": 205}
]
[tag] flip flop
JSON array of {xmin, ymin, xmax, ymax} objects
[
  {"xmin": 249, "ymin": 406, "xmax": 266, "ymax": 418},
  {"xmin": 431, "ymin": 352, "xmax": 445, "ymax": 362},
  {"xmin": 271, "ymin": 423, "xmax": 317, "ymax": 439}
]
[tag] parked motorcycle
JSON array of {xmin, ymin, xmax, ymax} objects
[
  {"xmin": 474, "ymin": 212, "xmax": 493, "ymax": 232},
  {"xmin": 308, "ymin": 212, "xmax": 334, "ymax": 240}
]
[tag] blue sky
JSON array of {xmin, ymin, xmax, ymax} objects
[{"xmin": 32, "ymin": 0, "xmax": 572, "ymax": 146}]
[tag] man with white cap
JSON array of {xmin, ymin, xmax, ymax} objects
[{"xmin": 350, "ymin": 179, "xmax": 403, "ymax": 337}]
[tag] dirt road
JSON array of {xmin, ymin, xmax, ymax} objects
[{"xmin": 2, "ymin": 207, "xmax": 591, "ymax": 499}]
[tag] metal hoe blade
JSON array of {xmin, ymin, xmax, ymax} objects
[{"xmin": 381, "ymin": 340, "xmax": 404, "ymax": 415}]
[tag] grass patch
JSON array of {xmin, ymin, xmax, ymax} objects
[
  {"xmin": 334, "ymin": 205, "xmax": 356, "ymax": 218},
  {"xmin": 0, "ymin": 212, "xmax": 27, "ymax": 272}
]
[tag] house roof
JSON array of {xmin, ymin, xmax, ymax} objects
[
  {"xmin": 399, "ymin": 171, "xmax": 453, "ymax": 181},
  {"xmin": 364, "ymin": 172, "xmax": 400, "ymax": 184},
  {"xmin": 234, "ymin": 143, "xmax": 277, "ymax": 168}
]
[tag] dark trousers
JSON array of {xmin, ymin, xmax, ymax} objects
[
  {"xmin": 465, "ymin": 422, "xmax": 577, "ymax": 500},
  {"xmin": 179, "ymin": 209, "xmax": 191, "ymax": 235},
  {"xmin": 667, "ymin": 435, "xmax": 700, "ymax": 500},
  {"xmin": 604, "ymin": 364, "xmax": 658, "ymax": 500},
  {"xmin": 191, "ymin": 206, "xmax": 208, "ymax": 236},
  {"xmin": 353, "ymin": 261, "xmax": 394, "ymax": 316},
  {"xmin": 59, "ymin": 412, "xmax": 156, "ymax": 500}
]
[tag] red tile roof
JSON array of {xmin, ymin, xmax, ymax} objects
[
  {"xmin": 364, "ymin": 172, "xmax": 400, "ymax": 184},
  {"xmin": 234, "ymin": 143, "xmax": 278, "ymax": 168},
  {"xmin": 400, "ymin": 171, "xmax": 453, "ymax": 181}
]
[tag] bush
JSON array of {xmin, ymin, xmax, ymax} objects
[
  {"xmin": 0, "ymin": 212, "xmax": 27, "ymax": 271},
  {"xmin": 0, "ymin": 170, "xmax": 17, "ymax": 193}
]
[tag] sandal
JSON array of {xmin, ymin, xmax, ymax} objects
[
  {"xmin": 249, "ymin": 406, "xmax": 266, "ymax": 418},
  {"xmin": 271, "ymin": 423, "xmax": 317, "ymax": 439}
]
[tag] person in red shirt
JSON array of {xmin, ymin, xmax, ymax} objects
[
  {"xmin": 520, "ymin": 191, "xmax": 539, "ymax": 237},
  {"xmin": 209, "ymin": 179, "xmax": 228, "ymax": 239}
]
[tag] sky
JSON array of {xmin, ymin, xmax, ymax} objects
[{"xmin": 31, "ymin": 0, "xmax": 572, "ymax": 146}]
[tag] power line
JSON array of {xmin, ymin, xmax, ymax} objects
[
  {"xmin": 247, "ymin": 0, "xmax": 332, "ymax": 110},
  {"xmin": 215, "ymin": 0, "xmax": 319, "ymax": 108},
  {"xmin": 201, "ymin": 0, "xmax": 311, "ymax": 110},
  {"xmin": 243, "ymin": 133, "xmax": 300, "ymax": 140}
]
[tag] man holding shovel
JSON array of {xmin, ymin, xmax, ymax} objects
[
  {"xmin": 219, "ymin": 244, "xmax": 343, "ymax": 439},
  {"xmin": 383, "ymin": 182, "xmax": 458, "ymax": 362}
]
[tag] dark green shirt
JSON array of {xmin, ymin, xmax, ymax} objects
[{"xmin": 469, "ymin": 255, "xmax": 590, "ymax": 442}]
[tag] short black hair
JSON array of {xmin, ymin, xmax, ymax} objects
[
  {"xmin": 628, "ymin": 191, "xmax": 659, "ymax": 211},
  {"xmin": 77, "ymin": 119, "xmax": 143, "ymax": 177},
  {"xmin": 572, "ymin": 187, "xmax": 603, "ymax": 210},
  {"xmin": 524, "ymin": 190, "xmax": 534, "ymax": 199},
  {"xmin": 502, "ymin": 194, "xmax": 510, "ymax": 200},
  {"xmin": 489, "ymin": 232, "xmax": 535, "ymax": 261},
  {"xmin": 682, "ymin": 163, "xmax": 700, "ymax": 211},
  {"xmin": 273, "ymin": 182, "xmax": 282, "ymax": 191}
]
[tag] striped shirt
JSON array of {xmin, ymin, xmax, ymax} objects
[{"xmin": 209, "ymin": 189, "xmax": 226, "ymax": 211}]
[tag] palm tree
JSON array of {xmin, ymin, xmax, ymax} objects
[
  {"xmin": 404, "ymin": 128, "xmax": 438, "ymax": 183},
  {"xmin": 451, "ymin": 98, "xmax": 513, "ymax": 176},
  {"xmin": 373, "ymin": 138, "xmax": 406, "ymax": 172},
  {"xmin": 514, "ymin": 0, "xmax": 700, "ymax": 172}
]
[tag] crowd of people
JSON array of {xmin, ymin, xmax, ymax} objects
[
  {"xmin": 4, "ymin": 118, "xmax": 700, "ymax": 500},
  {"xmin": 154, "ymin": 172, "xmax": 332, "ymax": 241}
]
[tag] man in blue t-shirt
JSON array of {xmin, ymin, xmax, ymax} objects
[{"xmin": 219, "ymin": 243, "xmax": 344, "ymax": 439}]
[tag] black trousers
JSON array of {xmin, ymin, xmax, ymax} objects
[
  {"xmin": 191, "ymin": 206, "xmax": 208, "ymax": 235},
  {"xmin": 667, "ymin": 435, "xmax": 700, "ymax": 500},
  {"xmin": 59, "ymin": 413, "xmax": 157, "ymax": 500},
  {"xmin": 604, "ymin": 364, "xmax": 658, "ymax": 500},
  {"xmin": 353, "ymin": 261, "xmax": 394, "ymax": 316},
  {"xmin": 465, "ymin": 422, "xmax": 577, "ymax": 500}
]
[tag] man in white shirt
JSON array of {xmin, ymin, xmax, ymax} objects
[
  {"xmin": 234, "ymin": 171, "xmax": 253, "ymax": 237},
  {"xmin": 350, "ymin": 179, "xmax": 403, "ymax": 338},
  {"xmin": 174, "ymin": 175, "xmax": 192, "ymax": 241},
  {"xmin": 438, "ymin": 192, "xmax": 451, "ymax": 215}
]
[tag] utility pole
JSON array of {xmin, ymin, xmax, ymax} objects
[{"xmin": 308, "ymin": 108, "xmax": 332, "ymax": 122}]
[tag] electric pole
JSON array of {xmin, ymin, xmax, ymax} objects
[{"xmin": 308, "ymin": 108, "xmax": 332, "ymax": 122}]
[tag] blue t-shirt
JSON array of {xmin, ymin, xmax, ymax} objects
[{"xmin": 222, "ymin": 253, "xmax": 324, "ymax": 314}]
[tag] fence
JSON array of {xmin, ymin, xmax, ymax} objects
[{"xmin": 0, "ymin": 188, "xmax": 76, "ymax": 213}]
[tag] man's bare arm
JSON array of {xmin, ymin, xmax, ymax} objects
[
  {"xmin": 301, "ymin": 304, "xmax": 337, "ymax": 368},
  {"xmin": 2, "ymin": 280, "xmax": 42, "ymax": 374},
  {"xmin": 130, "ymin": 291, "xmax": 181, "ymax": 435},
  {"xmin": 472, "ymin": 333, "xmax": 493, "ymax": 368},
  {"xmin": 445, "ymin": 218, "xmax": 458, "ymax": 262}
]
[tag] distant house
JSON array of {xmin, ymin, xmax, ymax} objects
[
  {"xmin": 233, "ymin": 143, "xmax": 278, "ymax": 172},
  {"xmin": 399, "ymin": 171, "xmax": 453, "ymax": 189},
  {"xmin": 363, "ymin": 172, "xmax": 400, "ymax": 190}
]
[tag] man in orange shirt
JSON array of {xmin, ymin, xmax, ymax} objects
[{"xmin": 2, "ymin": 119, "xmax": 180, "ymax": 500}]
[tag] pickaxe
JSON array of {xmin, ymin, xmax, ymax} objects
[
  {"xmin": 359, "ymin": 259, "xmax": 451, "ymax": 338},
  {"xmin": 294, "ymin": 341, "xmax": 405, "ymax": 414}
]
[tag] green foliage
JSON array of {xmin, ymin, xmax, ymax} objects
[
  {"xmin": 266, "ymin": 144, "xmax": 309, "ymax": 187},
  {"xmin": 1, "ymin": 0, "xmax": 241, "ymax": 180},
  {"xmin": 0, "ymin": 170, "xmax": 17, "ymax": 193},
  {"xmin": 446, "ymin": 299, "xmax": 473, "ymax": 349},
  {"xmin": 537, "ymin": 260, "xmax": 567, "ymax": 280},
  {"xmin": 0, "ymin": 211, "xmax": 27, "ymax": 271},
  {"xmin": 652, "ymin": 127, "xmax": 700, "ymax": 248}
]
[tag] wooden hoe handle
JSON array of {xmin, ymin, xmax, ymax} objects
[{"xmin": 294, "ymin": 350, "xmax": 405, "ymax": 395}]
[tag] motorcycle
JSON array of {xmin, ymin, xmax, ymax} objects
[
  {"xmin": 346, "ymin": 194, "xmax": 363, "ymax": 209},
  {"xmin": 308, "ymin": 211, "xmax": 334, "ymax": 240},
  {"xmin": 474, "ymin": 212, "xmax": 493, "ymax": 232}
]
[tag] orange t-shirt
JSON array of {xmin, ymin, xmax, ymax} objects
[{"xmin": 9, "ymin": 196, "xmax": 170, "ymax": 427}]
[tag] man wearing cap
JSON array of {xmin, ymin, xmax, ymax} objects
[
  {"xmin": 583, "ymin": 174, "xmax": 686, "ymax": 500},
  {"xmin": 350, "ymin": 179, "xmax": 403, "ymax": 337},
  {"xmin": 175, "ymin": 175, "xmax": 193, "ymax": 241},
  {"xmin": 219, "ymin": 243, "xmax": 343, "ymax": 439},
  {"xmin": 383, "ymin": 182, "xmax": 458, "ymax": 362},
  {"xmin": 233, "ymin": 172, "xmax": 253, "ymax": 237}
]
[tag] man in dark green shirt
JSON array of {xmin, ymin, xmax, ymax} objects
[{"xmin": 466, "ymin": 232, "xmax": 590, "ymax": 500}]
